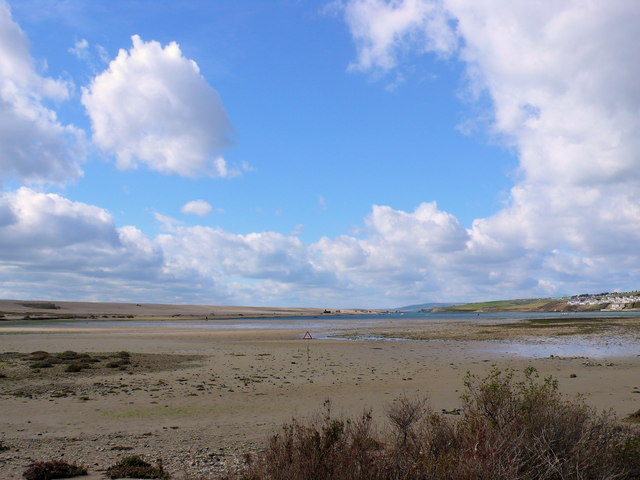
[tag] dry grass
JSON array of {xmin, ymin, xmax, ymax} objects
[{"xmin": 223, "ymin": 367, "xmax": 640, "ymax": 480}]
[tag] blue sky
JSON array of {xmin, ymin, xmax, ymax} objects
[{"xmin": 1, "ymin": 0, "xmax": 639, "ymax": 307}]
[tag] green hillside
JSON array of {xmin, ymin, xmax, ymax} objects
[
  {"xmin": 432, "ymin": 291, "xmax": 640, "ymax": 312},
  {"xmin": 435, "ymin": 297, "xmax": 568, "ymax": 312}
]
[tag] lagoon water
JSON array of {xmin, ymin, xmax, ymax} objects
[{"xmin": 10, "ymin": 310, "xmax": 640, "ymax": 358}]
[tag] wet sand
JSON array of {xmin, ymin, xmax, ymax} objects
[{"xmin": 1, "ymin": 318, "xmax": 640, "ymax": 478}]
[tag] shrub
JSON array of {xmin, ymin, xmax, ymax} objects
[
  {"xmin": 625, "ymin": 408, "xmax": 640, "ymax": 423},
  {"xmin": 226, "ymin": 400, "xmax": 383, "ymax": 480},
  {"xmin": 455, "ymin": 367, "xmax": 627, "ymax": 479},
  {"xmin": 616, "ymin": 433, "xmax": 640, "ymax": 477},
  {"xmin": 29, "ymin": 361, "xmax": 53, "ymax": 369},
  {"xmin": 106, "ymin": 455, "xmax": 169, "ymax": 479},
  {"xmin": 227, "ymin": 368, "xmax": 637, "ymax": 480},
  {"xmin": 56, "ymin": 351, "xmax": 80, "ymax": 361},
  {"xmin": 384, "ymin": 395, "xmax": 425, "ymax": 445},
  {"xmin": 64, "ymin": 362, "xmax": 90, "ymax": 373},
  {"xmin": 26, "ymin": 352, "xmax": 50, "ymax": 361},
  {"xmin": 23, "ymin": 459, "xmax": 87, "ymax": 480}
]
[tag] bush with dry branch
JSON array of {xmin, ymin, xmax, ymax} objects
[{"xmin": 224, "ymin": 368, "xmax": 640, "ymax": 480}]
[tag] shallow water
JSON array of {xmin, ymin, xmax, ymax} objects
[
  {"xmin": 6, "ymin": 311, "xmax": 640, "ymax": 358},
  {"xmin": 15, "ymin": 310, "xmax": 640, "ymax": 329}
]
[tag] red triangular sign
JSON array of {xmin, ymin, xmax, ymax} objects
[{"xmin": 303, "ymin": 331, "xmax": 313, "ymax": 340}]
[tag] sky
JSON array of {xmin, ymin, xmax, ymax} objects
[{"xmin": 1, "ymin": 0, "xmax": 639, "ymax": 308}]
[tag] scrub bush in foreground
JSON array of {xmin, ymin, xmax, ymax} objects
[{"xmin": 225, "ymin": 367, "xmax": 640, "ymax": 480}]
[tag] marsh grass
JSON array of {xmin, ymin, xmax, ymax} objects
[
  {"xmin": 29, "ymin": 360, "xmax": 54, "ymax": 369},
  {"xmin": 226, "ymin": 367, "xmax": 640, "ymax": 480},
  {"xmin": 20, "ymin": 351, "xmax": 128, "ymax": 374},
  {"xmin": 64, "ymin": 362, "xmax": 90, "ymax": 373},
  {"xmin": 23, "ymin": 459, "xmax": 86, "ymax": 480},
  {"xmin": 106, "ymin": 455, "xmax": 170, "ymax": 479}
]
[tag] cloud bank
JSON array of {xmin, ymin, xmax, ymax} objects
[{"xmin": 331, "ymin": 0, "xmax": 640, "ymax": 301}]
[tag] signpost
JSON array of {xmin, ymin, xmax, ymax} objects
[{"xmin": 303, "ymin": 331, "xmax": 312, "ymax": 361}]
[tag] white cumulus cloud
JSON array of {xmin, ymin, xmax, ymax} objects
[
  {"xmin": 336, "ymin": 0, "xmax": 640, "ymax": 301},
  {"xmin": 82, "ymin": 35, "xmax": 235, "ymax": 178},
  {"xmin": 343, "ymin": 0, "xmax": 457, "ymax": 72},
  {"xmin": 157, "ymin": 225, "xmax": 329, "ymax": 284},
  {"xmin": 0, "ymin": 188, "xmax": 162, "ymax": 274},
  {"xmin": 0, "ymin": 188, "xmax": 235, "ymax": 304},
  {"xmin": 0, "ymin": 1, "xmax": 85, "ymax": 185}
]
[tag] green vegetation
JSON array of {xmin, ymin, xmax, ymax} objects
[
  {"xmin": 436, "ymin": 290, "xmax": 640, "ymax": 312},
  {"xmin": 29, "ymin": 360, "xmax": 54, "ymax": 369},
  {"xmin": 26, "ymin": 351, "xmax": 50, "ymax": 361},
  {"xmin": 64, "ymin": 362, "xmax": 90, "ymax": 373},
  {"xmin": 9, "ymin": 350, "xmax": 133, "ymax": 376},
  {"xmin": 23, "ymin": 460, "xmax": 87, "ymax": 480},
  {"xmin": 226, "ymin": 368, "xmax": 640, "ymax": 480},
  {"xmin": 439, "ymin": 297, "xmax": 566, "ymax": 312},
  {"xmin": 106, "ymin": 455, "xmax": 169, "ymax": 479}
]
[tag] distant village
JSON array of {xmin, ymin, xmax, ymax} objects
[{"xmin": 567, "ymin": 291, "xmax": 640, "ymax": 310}]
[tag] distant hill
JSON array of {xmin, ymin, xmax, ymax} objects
[
  {"xmin": 402, "ymin": 291, "xmax": 640, "ymax": 313},
  {"xmin": 432, "ymin": 292, "xmax": 640, "ymax": 312},
  {"xmin": 432, "ymin": 298, "xmax": 566, "ymax": 312},
  {"xmin": 396, "ymin": 302, "xmax": 460, "ymax": 311}
]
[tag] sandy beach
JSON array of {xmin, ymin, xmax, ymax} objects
[{"xmin": 1, "ymin": 305, "xmax": 640, "ymax": 478}]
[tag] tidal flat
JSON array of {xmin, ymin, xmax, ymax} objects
[{"xmin": 1, "ymin": 312, "xmax": 640, "ymax": 478}]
